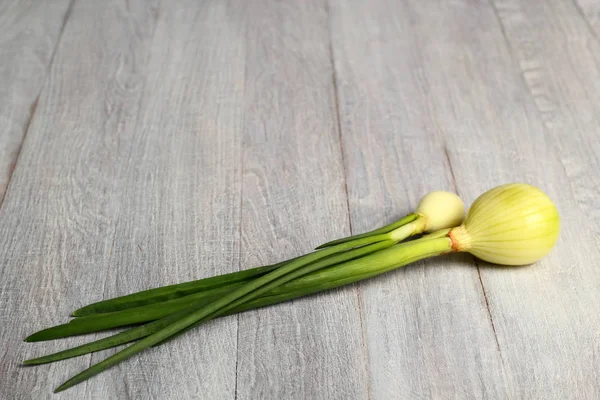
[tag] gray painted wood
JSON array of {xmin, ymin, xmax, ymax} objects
[
  {"xmin": 329, "ymin": 1, "xmax": 507, "ymax": 398},
  {"xmin": 493, "ymin": 0, "xmax": 600, "ymax": 240},
  {"xmin": 333, "ymin": 0, "xmax": 599, "ymax": 398},
  {"xmin": 0, "ymin": 0, "xmax": 72, "ymax": 203},
  {"xmin": 82, "ymin": 0, "xmax": 244, "ymax": 399},
  {"xmin": 0, "ymin": 1, "xmax": 159, "ymax": 398},
  {"xmin": 235, "ymin": 1, "xmax": 368, "ymax": 399},
  {"xmin": 84, "ymin": 1, "xmax": 245, "ymax": 399},
  {"xmin": 486, "ymin": 0, "xmax": 600, "ymax": 396},
  {"xmin": 576, "ymin": 0, "xmax": 600, "ymax": 36},
  {"xmin": 0, "ymin": 0, "xmax": 599, "ymax": 398},
  {"xmin": 1, "ymin": 0, "xmax": 245, "ymax": 398},
  {"xmin": 331, "ymin": 0, "xmax": 599, "ymax": 398}
]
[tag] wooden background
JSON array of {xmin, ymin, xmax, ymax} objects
[{"xmin": 1, "ymin": 0, "xmax": 598, "ymax": 399}]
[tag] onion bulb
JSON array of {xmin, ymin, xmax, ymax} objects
[
  {"xmin": 449, "ymin": 183, "xmax": 560, "ymax": 265},
  {"xmin": 416, "ymin": 190, "xmax": 465, "ymax": 233}
]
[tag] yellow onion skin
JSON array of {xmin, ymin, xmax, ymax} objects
[{"xmin": 449, "ymin": 183, "xmax": 560, "ymax": 266}]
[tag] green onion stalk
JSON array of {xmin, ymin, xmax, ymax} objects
[
  {"xmin": 24, "ymin": 183, "xmax": 560, "ymax": 393},
  {"xmin": 26, "ymin": 190, "xmax": 465, "ymax": 341}
]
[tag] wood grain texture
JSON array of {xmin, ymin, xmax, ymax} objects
[
  {"xmin": 0, "ymin": 1, "xmax": 159, "ymax": 398},
  {"xmin": 575, "ymin": 0, "xmax": 600, "ymax": 37},
  {"xmin": 331, "ymin": 0, "xmax": 598, "ymax": 398},
  {"xmin": 1, "ymin": 0, "xmax": 599, "ymax": 398},
  {"xmin": 492, "ymin": 0, "xmax": 600, "ymax": 240},
  {"xmin": 0, "ymin": 0, "xmax": 72, "ymax": 203},
  {"xmin": 486, "ymin": 0, "xmax": 600, "ymax": 396},
  {"xmin": 92, "ymin": 1, "xmax": 246, "ymax": 398},
  {"xmin": 1, "ymin": 0, "xmax": 246, "ymax": 398},
  {"xmin": 234, "ymin": 1, "xmax": 369, "ymax": 399},
  {"xmin": 329, "ymin": 1, "xmax": 507, "ymax": 398}
]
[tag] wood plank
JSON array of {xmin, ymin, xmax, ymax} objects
[
  {"xmin": 0, "ymin": 0, "xmax": 72, "ymax": 203},
  {"xmin": 486, "ymin": 0, "xmax": 600, "ymax": 397},
  {"xmin": 234, "ymin": 1, "xmax": 369, "ymax": 399},
  {"xmin": 496, "ymin": 0, "xmax": 600, "ymax": 239},
  {"xmin": 0, "ymin": 1, "xmax": 154, "ymax": 399},
  {"xmin": 93, "ymin": 1, "xmax": 246, "ymax": 398},
  {"xmin": 492, "ymin": 0, "xmax": 600, "ymax": 240},
  {"xmin": 2, "ymin": 0, "xmax": 597, "ymax": 398},
  {"xmin": 331, "ymin": 0, "xmax": 599, "ymax": 398},
  {"xmin": 0, "ymin": 1, "xmax": 159, "ymax": 398},
  {"xmin": 1, "ymin": 0, "xmax": 246, "ymax": 398},
  {"xmin": 329, "ymin": 1, "xmax": 508, "ymax": 398},
  {"xmin": 575, "ymin": 0, "xmax": 600, "ymax": 37}
]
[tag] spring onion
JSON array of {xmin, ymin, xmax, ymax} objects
[
  {"xmin": 66, "ymin": 190, "xmax": 463, "ymax": 318},
  {"xmin": 24, "ymin": 183, "xmax": 559, "ymax": 393},
  {"xmin": 25, "ymin": 191, "xmax": 463, "ymax": 343}
]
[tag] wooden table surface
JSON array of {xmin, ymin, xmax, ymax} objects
[{"xmin": 1, "ymin": 1, "xmax": 599, "ymax": 399}]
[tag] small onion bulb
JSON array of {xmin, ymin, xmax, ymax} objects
[{"xmin": 416, "ymin": 190, "xmax": 465, "ymax": 232}]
